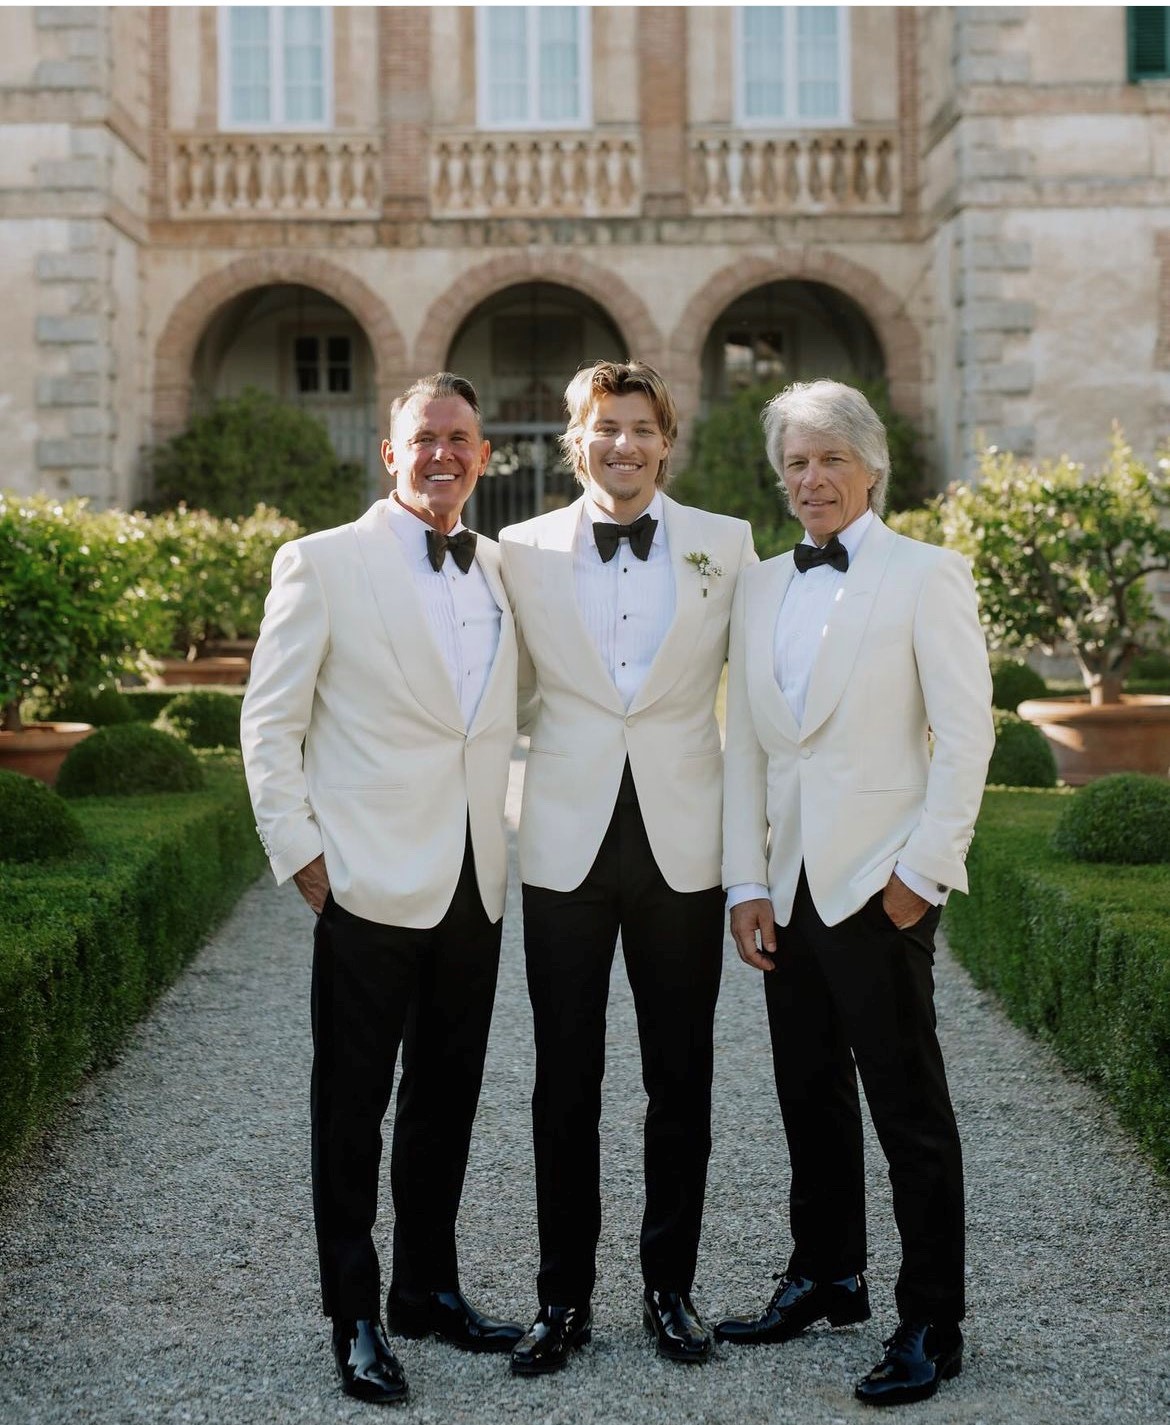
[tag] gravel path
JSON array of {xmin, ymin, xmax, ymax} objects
[{"xmin": 2, "ymin": 751, "xmax": 1168, "ymax": 1424}]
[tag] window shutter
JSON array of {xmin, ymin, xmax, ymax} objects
[{"xmin": 1129, "ymin": 7, "xmax": 1170, "ymax": 80}]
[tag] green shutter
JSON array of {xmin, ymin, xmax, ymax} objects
[{"xmin": 1128, "ymin": 7, "xmax": 1170, "ymax": 80}]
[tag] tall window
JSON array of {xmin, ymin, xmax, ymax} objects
[
  {"xmin": 219, "ymin": 7, "xmax": 331, "ymax": 128},
  {"xmin": 736, "ymin": 6, "xmax": 849, "ymax": 126},
  {"xmin": 1128, "ymin": 8, "xmax": 1170, "ymax": 80},
  {"xmin": 476, "ymin": 7, "xmax": 590, "ymax": 128}
]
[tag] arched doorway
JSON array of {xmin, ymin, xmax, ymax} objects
[
  {"xmin": 445, "ymin": 282, "xmax": 625, "ymax": 536},
  {"xmin": 191, "ymin": 283, "xmax": 381, "ymax": 498},
  {"xmin": 700, "ymin": 280, "xmax": 885, "ymax": 410}
]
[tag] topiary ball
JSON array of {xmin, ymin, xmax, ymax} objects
[
  {"xmin": 991, "ymin": 658, "xmax": 1049, "ymax": 711},
  {"xmin": 986, "ymin": 710, "xmax": 1058, "ymax": 788},
  {"xmin": 0, "ymin": 769, "xmax": 88, "ymax": 862},
  {"xmin": 1051, "ymin": 773, "xmax": 1170, "ymax": 864},
  {"xmin": 46, "ymin": 684, "xmax": 136, "ymax": 726},
  {"xmin": 156, "ymin": 690, "xmax": 241, "ymax": 749},
  {"xmin": 56, "ymin": 723, "xmax": 205, "ymax": 798}
]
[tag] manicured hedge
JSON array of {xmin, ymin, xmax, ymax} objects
[
  {"xmin": 944, "ymin": 788, "xmax": 1170, "ymax": 1176},
  {"xmin": 0, "ymin": 754, "xmax": 266, "ymax": 1176}
]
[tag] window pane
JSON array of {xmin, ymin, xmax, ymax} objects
[
  {"xmin": 283, "ymin": 6, "xmax": 325, "ymax": 124},
  {"xmin": 538, "ymin": 7, "xmax": 579, "ymax": 123},
  {"xmin": 229, "ymin": 6, "xmax": 271, "ymax": 123},
  {"xmin": 1130, "ymin": 7, "xmax": 1170, "ymax": 78},
  {"xmin": 743, "ymin": 6, "xmax": 785, "ymax": 120},
  {"xmin": 487, "ymin": 7, "xmax": 530, "ymax": 123},
  {"xmin": 294, "ymin": 336, "xmax": 319, "ymax": 393},
  {"xmin": 797, "ymin": 7, "xmax": 840, "ymax": 120}
]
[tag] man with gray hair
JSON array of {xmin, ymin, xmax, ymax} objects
[{"xmin": 717, "ymin": 380, "xmax": 994, "ymax": 1408}]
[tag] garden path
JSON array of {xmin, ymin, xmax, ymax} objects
[{"xmin": 1, "ymin": 750, "xmax": 1168, "ymax": 1424}]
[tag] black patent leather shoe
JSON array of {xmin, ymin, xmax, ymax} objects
[
  {"xmin": 510, "ymin": 1303, "xmax": 593, "ymax": 1376},
  {"xmin": 386, "ymin": 1286, "xmax": 524, "ymax": 1353},
  {"xmin": 714, "ymin": 1272, "xmax": 870, "ymax": 1344},
  {"xmin": 854, "ymin": 1320, "xmax": 963, "ymax": 1406},
  {"xmin": 330, "ymin": 1318, "xmax": 408, "ymax": 1404},
  {"xmin": 643, "ymin": 1288, "xmax": 713, "ymax": 1363}
]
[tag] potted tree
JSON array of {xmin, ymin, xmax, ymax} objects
[
  {"xmin": 938, "ymin": 429, "xmax": 1170, "ymax": 783},
  {"xmin": 0, "ymin": 494, "xmax": 162, "ymax": 783}
]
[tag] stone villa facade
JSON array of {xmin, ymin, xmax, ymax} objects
[{"xmin": 2, "ymin": 5, "xmax": 1170, "ymax": 533}]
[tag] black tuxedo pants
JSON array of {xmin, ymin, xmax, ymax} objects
[
  {"xmin": 310, "ymin": 840, "xmax": 502, "ymax": 1319},
  {"xmin": 522, "ymin": 767, "xmax": 725, "ymax": 1306},
  {"xmin": 763, "ymin": 867, "xmax": 965, "ymax": 1324}
]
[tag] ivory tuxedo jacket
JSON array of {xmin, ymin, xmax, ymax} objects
[
  {"xmin": 240, "ymin": 500, "xmax": 518, "ymax": 928},
  {"xmin": 722, "ymin": 517, "xmax": 994, "ymax": 928},
  {"xmin": 499, "ymin": 493, "xmax": 755, "ymax": 894}
]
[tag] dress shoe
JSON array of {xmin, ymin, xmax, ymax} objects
[
  {"xmin": 330, "ymin": 1318, "xmax": 408, "ymax": 1404},
  {"xmin": 714, "ymin": 1272, "xmax": 870, "ymax": 1344},
  {"xmin": 386, "ymin": 1286, "xmax": 524, "ymax": 1353},
  {"xmin": 643, "ymin": 1288, "xmax": 713, "ymax": 1363},
  {"xmin": 854, "ymin": 1320, "xmax": 963, "ymax": 1407},
  {"xmin": 510, "ymin": 1304, "xmax": 593, "ymax": 1376}
]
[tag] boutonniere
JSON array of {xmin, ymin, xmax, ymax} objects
[{"xmin": 685, "ymin": 550, "xmax": 723, "ymax": 597}]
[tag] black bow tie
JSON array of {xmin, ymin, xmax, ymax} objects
[
  {"xmin": 793, "ymin": 535, "xmax": 849, "ymax": 574},
  {"xmin": 425, "ymin": 527, "xmax": 477, "ymax": 574},
  {"xmin": 593, "ymin": 512, "xmax": 657, "ymax": 563}
]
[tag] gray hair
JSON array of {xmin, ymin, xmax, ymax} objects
[
  {"xmin": 761, "ymin": 380, "xmax": 890, "ymax": 516},
  {"xmin": 389, "ymin": 372, "xmax": 484, "ymax": 441}
]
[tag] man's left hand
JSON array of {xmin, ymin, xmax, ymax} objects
[{"xmin": 881, "ymin": 871, "xmax": 930, "ymax": 929}]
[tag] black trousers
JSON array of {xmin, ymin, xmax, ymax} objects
[
  {"xmin": 310, "ymin": 839, "xmax": 502, "ymax": 1319},
  {"xmin": 522, "ymin": 765, "xmax": 725, "ymax": 1306},
  {"xmin": 763, "ymin": 866, "xmax": 965, "ymax": 1324}
]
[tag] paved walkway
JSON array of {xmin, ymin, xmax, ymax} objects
[{"xmin": 2, "ymin": 753, "xmax": 1168, "ymax": 1424}]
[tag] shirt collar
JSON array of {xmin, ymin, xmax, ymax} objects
[
  {"xmin": 387, "ymin": 492, "xmax": 466, "ymax": 562},
  {"xmin": 798, "ymin": 507, "xmax": 874, "ymax": 561}
]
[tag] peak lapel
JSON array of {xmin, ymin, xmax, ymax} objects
[{"xmin": 352, "ymin": 502, "xmax": 465, "ymax": 733}]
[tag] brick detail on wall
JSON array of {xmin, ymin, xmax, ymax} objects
[
  {"xmin": 152, "ymin": 253, "xmax": 409, "ymax": 441},
  {"xmin": 637, "ymin": 7, "xmax": 688, "ymax": 219},
  {"xmin": 380, "ymin": 6, "xmax": 430, "ymax": 219}
]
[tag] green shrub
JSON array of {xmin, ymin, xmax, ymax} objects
[
  {"xmin": 944, "ymin": 788, "xmax": 1170, "ymax": 1175},
  {"xmin": 886, "ymin": 503, "xmax": 944, "ymax": 545},
  {"xmin": 986, "ymin": 711, "xmax": 1058, "ymax": 788},
  {"xmin": 0, "ymin": 756, "xmax": 265, "ymax": 1176},
  {"xmin": 0, "ymin": 770, "xmax": 87, "ymax": 863},
  {"xmin": 157, "ymin": 690, "xmax": 241, "ymax": 749},
  {"xmin": 44, "ymin": 684, "xmax": 136, "ymax": 726},
  {"xmin": 1051, "ymin": 773, "xmax": 1170, "ymax": 864},
  {"xmin": 121, "ymin": 688, "xmax": 179, "ymax": 721},
  {"xmin": 1131, "ymin": 650, "xmax": 1170, "ymax": 685},
  {"xmin": 147, "ymin": 388, "xmax": 363, "ymax": 532},
  {"xmin": 990, "ymin": 658, "xmax": 1049, "ymax": 711},
  {"xmin": 56, "ymin": 724, "xmax": 204, "ymax": 798}
]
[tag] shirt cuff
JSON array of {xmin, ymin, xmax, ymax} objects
[
  {"xmin": 894, "ymin": 861, "xmax": 949, "ymax": 906},
  {"xmin": 726, "ymin": 882, "xmax": 771, "ymax": 910}
]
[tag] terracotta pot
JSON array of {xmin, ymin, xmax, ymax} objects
[
  {"xmin": 0, "ymin": 722, "xmax": 95, "ymax": 786},
  {"xmin": 151, "ymin": 656, "xmax": 250, "ymax": 687},
  {"xmin": 201, "ymin": 638, "xmax": 257, "ymax": 660},
  {"xmin": 1018, "ymin": 694, "xmax": 1170, "ymax": 785}
]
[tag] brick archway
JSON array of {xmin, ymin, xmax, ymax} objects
[
  {"xmin": 411, "ymin": 252, "xmax": 665, "ymax": 376},
  {"xmin": 670, "ymin": 251, "xmax": 924, "ymax": 428},
  {"xmin": 152, "ymin": 253, "xmax": 409, "ymax": 440}
]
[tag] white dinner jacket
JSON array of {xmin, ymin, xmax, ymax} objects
[
  {"xmin": 240, "ymin": 500, "xmax": 518, "ymax": 928},
  {"xmin": 499, "ymin": 493, "xmax": 755, "ymax": 893},
  {"xmin": 722, "ymin": 517, "xmax": 994, "ymax": 928}
]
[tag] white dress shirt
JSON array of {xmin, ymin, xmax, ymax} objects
[
  {"xmin": 386, "ymin": 495, "xmax": 502, "ymax": 728},
  {"xmin": 727, "ymin": 509, "xmax": 943, "ymax": 910},
  {"xmin": 573, "ymin": 491, "xmax": 675, "ymax": 709}
]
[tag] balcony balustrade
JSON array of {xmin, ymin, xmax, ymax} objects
[
  {"xmin": 168, "ymin": 133, "xmax": 381, "ymax": 219},
  {"xmin": 689, "ymin": 129, "xmax": 901, "ymax": 215},
  {"xmin": 431, "ymin": 130, "xmax": 641, "ymax": 218}
]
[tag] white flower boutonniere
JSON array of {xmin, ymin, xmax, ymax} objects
[{"xmin": 685, "ymin": 550, "xmax": 723, "ymax": 597}]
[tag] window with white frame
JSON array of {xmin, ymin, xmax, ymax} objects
[
  {"xmin": 476, "ymin": 6, "xmax": 590, "ymax": 128},
  {"xmin": 219, "ymin": 7, "xmax": 332, "ymax": 129},
  {"xmin": 736, "ymin": 6, "xmax": 849, "ymax": 126}
]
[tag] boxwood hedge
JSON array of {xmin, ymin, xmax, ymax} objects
[
  {"xmin": 944, "ymin": 788, "xmax": 1170, "ymax": 1176},
  {"xmin": 0, "ymin": 754, "xmax": 265, "ymax": 1176}
]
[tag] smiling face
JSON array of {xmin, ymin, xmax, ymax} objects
[
  {"xmin": 781, "ymin": 425, "xmax": 876, "ymax": 545},
  {"xmin": 577, "ymin": 391, "xmax": 671, "ymax": 520},
  {"xmin": 381, "ymin": 393, "xmax": 490, "ymax": 533}
]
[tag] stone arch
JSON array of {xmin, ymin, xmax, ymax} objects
[
  {"xmin": 152, "ymin": 252, "xmax": 409, "ymax": 440},
  {"xmin": 412, "ymin": 252, "xmax": 665, "ymax": 377},
  {"xmin": 670, "ymin": 251, "xmax": 924, "ymax": 430}
]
